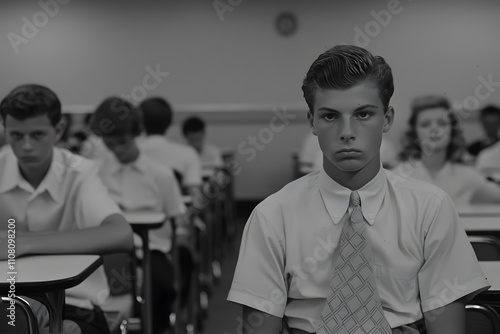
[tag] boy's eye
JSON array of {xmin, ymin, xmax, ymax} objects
[
  {"xmin": 322, "ymin": 113, "xmax": 338, "ymax": 121},
  {"xmin": 9, "ymin": 133, "xmax": 22, "ymax": 140},
  {"xmin": 32, "ymin": 132, "xmax": 44, "ymax": 139},
  {"xmin": 356, "ymin": 111, "xmax": 372, "ymax": 120}
]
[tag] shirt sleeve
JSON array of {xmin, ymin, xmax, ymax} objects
[
  {"xmin": 418, "ymin": 193, "xmax": 490, "ymax": 312},
  {"xmin": 157, "ymin": 167, "xmax": 186, "ymax": 218},
  {"xmin": 182, "ymin": 148, "xmax": 203, "ymax": 187},
  {"xmin": 467, "ymin": 168, "xmax": 500, "ymax": 203},
  {"xmin": 227, "ymin": 208, "xmax": 287, "ymax": 318},
  {"xmin": 74, "ymin": 166, "xmax": 122, "ymax": 229}
]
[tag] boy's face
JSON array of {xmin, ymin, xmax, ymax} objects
[
  {"xmin": 482, "ymin": 114, "xmax": 500, "ymax": 139},
  {"xmin": 415, "ymin": 107, "xmax": 452, "ymax": 153},
  {"xmin": 307, "ymin": 81, "xmax": 393, "ymax": 174},
  {"xmin": 185, "ymin": 131, "xmax": 204, "ymax": 153},
  {"xmin": 4, "ymin": 114, "xmax": 63, "ymax": 170},
  {"xmin": 102, "ymin": 134, "xmax": 138, "ymax": 164}
]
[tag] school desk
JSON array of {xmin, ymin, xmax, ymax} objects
[
  {"xmin": 0, "ymin": 254, "xmax": 102, "ymax": 334},
  {"xmin": 124, "ymin": 211, "xmax": 165, "ymax": 334}
]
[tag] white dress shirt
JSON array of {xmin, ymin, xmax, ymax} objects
[
  {"xmin": 228, "ymin": 167, "xmax": 489, "ymax": 332},
  {"xmin": 97, "ymin": 152, "xmax": 186, "ymax": 253},
  {"xmin": 138, "ymin": 135, "xmax": 202, "ymax": 187},
  {"xmin": 0, "ymin": 147, "xmax": 121, "ymax": 308}
]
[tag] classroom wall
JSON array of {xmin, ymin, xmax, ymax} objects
[{"xmin": 1, "ymin": 0, "xmax": 499, "ymax": 200}]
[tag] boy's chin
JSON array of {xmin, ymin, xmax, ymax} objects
[{"xmin": 329, "ymin": 159, "xmax": 366, "ymax": 173}]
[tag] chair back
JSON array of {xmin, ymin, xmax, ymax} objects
[
  {"xmin": 466, "ymin": 304, "xmax": 500, "ymax": 334},
  {"xmin": 469, "ymin": 235, "xmax": 500, "ymax": 261},
  {"xmin": 0, "ymin": 296, "xmax": 39, "ymax": 334}
]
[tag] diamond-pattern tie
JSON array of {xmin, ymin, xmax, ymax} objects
[{"xmin": 317, "ymin": 191, "xmax": 392, "ymax": 334}]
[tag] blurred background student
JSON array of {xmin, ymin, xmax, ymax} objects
[
  {"xmin": 393, "ymin": 94, "xmax": 500, "ymax": 206},
  {"xmin": 467, "ymin": 105, "xmax": 500, "ymax": 157},
  {"xmin": 138, "ymin": 97, "xmax": 202, "ymax": 196},
  {"xmin": 182, "ymin": 116, "xmax": 224, "ymax": 169},
  {"xmin": 90, "ymin": 97, "xmax": 190, "ymax": 334}
]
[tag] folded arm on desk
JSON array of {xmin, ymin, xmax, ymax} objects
[{"xmin": 0, "ymin": 213, "xmax": 134, "ymax": 260}]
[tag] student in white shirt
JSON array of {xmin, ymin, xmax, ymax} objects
[
  {"xmin": 227, "ymin": 45, "xmax": 490, "ymax": 334},
  {"xmin": 90, "ymin": 97, "xmax": 193, "ymax": 334},
  {"xmin": 393, "ymin": 95, "xmax": 500, "ymax": 206},
  {"xmin": 0, "ymin": 84, "xmax": 133, "ymax": 334},
  {"xmin": 137, "ymin": 97, "xmax": 202, "ymax": 194},
  {"xmin": 476, "ymin": 131, "xmax": 500, "ymax": 177},
  {"xmin": 182, "ymin": 116, "xmax": 224, "ymax": 169}
]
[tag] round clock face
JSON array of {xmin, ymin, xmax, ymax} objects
[{"xmin": 276, "ymin": 12, "xmax": 298, "ymax": 37}]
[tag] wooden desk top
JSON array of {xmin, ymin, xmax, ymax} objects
[
  {"xmin": 480, "ymin": 261, "xmax": 500, "ymax": 292},
  {"xmin": 461, "ymin": 216, "xmax": 500, "ymax": 232},
  {"xmin": 457, "ymin": 205, "xmax": 500, "ymax": 217},
  {"xmin": 0, "ymin": 255, "xmax": 102, "ymax": 294},
  {"xmin": 124, "ymin": 212, "xmax": 166, "ymax": 226}
]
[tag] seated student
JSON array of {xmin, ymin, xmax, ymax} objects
[
  {"xmin": 182, "ymin": 116, "xmax": 224, "ymax": 169},
  {"xmin": 79, "ymin": 113, "xmax": 111, "ymax": 161},
  {"xmin": 393, "ymin": 94, "xmax": 500, "ymax": 206},
  {"xmin": 138, "ymin": 97, "xmax": 202, "ymax": 196},
  {"xmin": 228, "ymin": 45, "xmax": 490, "ymax": 334},
  {"xmin": 475, "ymin": 126, "xmax": 500, "ymax": 177},
  {"xmin": 90, "ymin": 97, "xmax": 193, "ymax": 334},
  {"xmin": 467, "ymin": 105, "xmax": 500, "ymax": 156},
  {"xmin": 0, "ymin": 84, "xmax": 134, "ymax": 334}
]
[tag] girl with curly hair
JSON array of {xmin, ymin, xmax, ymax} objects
[{"xmin": 393, "ymin": 94, "xmax": 500, "ymax": 205}]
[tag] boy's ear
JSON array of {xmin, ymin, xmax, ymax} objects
[
  {"xmin": 382, "ymin": 106, "xmax": 395, "ymax": 133},
  {"xmin": 306, "ymin": 112, "xmax": 318, "ymax": 136},
  {"xmin": 54, "ymin": 118, "xmax": 67, "ymax": 142}
]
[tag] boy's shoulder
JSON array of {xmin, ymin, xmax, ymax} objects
[
  {"xmin": 140, "ymin": 154, "xmax": 176, "ymax": 180},
  {"xmin": 384, "ymin": 168, "xmax": 448, "ymax": 202},
  {"xmin": 255, "ymin": 171, "xmax": 320, "ymax": 212}
]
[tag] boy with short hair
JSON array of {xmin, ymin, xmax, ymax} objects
[
  {"xmin": 138, "ymin": 97, "xmax": 202, "ymax": 195},
  {"xmin": 227, "ymin": 45, "xmax": 490, "ymax": 334},
  {"xmin": 0, "ymin": 84, "xmax": 134, "ymax": 334},
  {"xmin": 182, "ymin": 116, "xmax": 224, "ymax": 169},
  {"xmin": 91, "ymin": 97, "xmax": 191, "ymax": 334}
]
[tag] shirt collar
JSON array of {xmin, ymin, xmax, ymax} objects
[
  {"xmin": 0, "ymin": 147, "xmax": 63, "ymax": 203},
  {"xmin": 317, "ymin": 166, "xmax": 387, "ymax": 225},
  {"xmin": 102, "ymin": 152, "xmax": 148, "ymax": 175}
]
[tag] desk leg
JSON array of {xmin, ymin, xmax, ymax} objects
[
  {"xmin": 31, "ymin": 290, "xmax": 64, "ymax": 334},
  {"xmin": 138, "ymin": 229, "xmax": 153, "ymax": 334}
]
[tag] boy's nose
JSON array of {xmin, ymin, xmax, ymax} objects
[
  {"xmin": 21, "ymin": 137, "xmax": 34, "ymax": 151},
  {"xmin": 339, "ymin": 119, "xmax": 355, "ymax": 142}
]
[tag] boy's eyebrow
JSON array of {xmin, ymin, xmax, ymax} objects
[{"xmin": 317, "ymin": 104, "xmax": 379, "ymax": 112}]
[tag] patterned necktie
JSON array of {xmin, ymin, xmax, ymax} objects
[{"xmin": 317, "ymin": 191, "xmax": 392, "ymax": 334}]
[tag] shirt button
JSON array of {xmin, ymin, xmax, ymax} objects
[{"xmin": 334, "ymin": 215, "xmax": 339, "ymax": 219}]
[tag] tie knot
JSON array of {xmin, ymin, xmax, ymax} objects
[{"xmin": 350, "ymin": 191, "xmax": 361, "ymax": 207}]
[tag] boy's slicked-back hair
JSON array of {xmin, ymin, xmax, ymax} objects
[
  {"xmin": 0, "ymin": 84, "xmax": 62, "ymax": 126},
  {"xmin": 182, "ymin": 116, "xmax": 206, "ymax": 136},
  {"xmin": 91, "ymin": 97, "xmax": 142, "ymax": 137},
  {"xmin": 139, "ymin": 97, "xmax": 173, "ymax": 135},
  {"xmin": 301, "ymin": 45, "xmax": 394, "ymax": 113}
]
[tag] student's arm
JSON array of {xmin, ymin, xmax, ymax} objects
[
  {"xmin": 471, "ymin": 179, "xmax": 500, "ymax": 203},
  {"xmin": 3, "ymin": 213, "xmax": 133, "ymax": 259},
  {"xmin": 423, "ymin": 297, "xmax": 466, "ymax": 334},
  {"xmin": 242, "ymin": 306, "xmax": 282, "ymax": 334}
]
